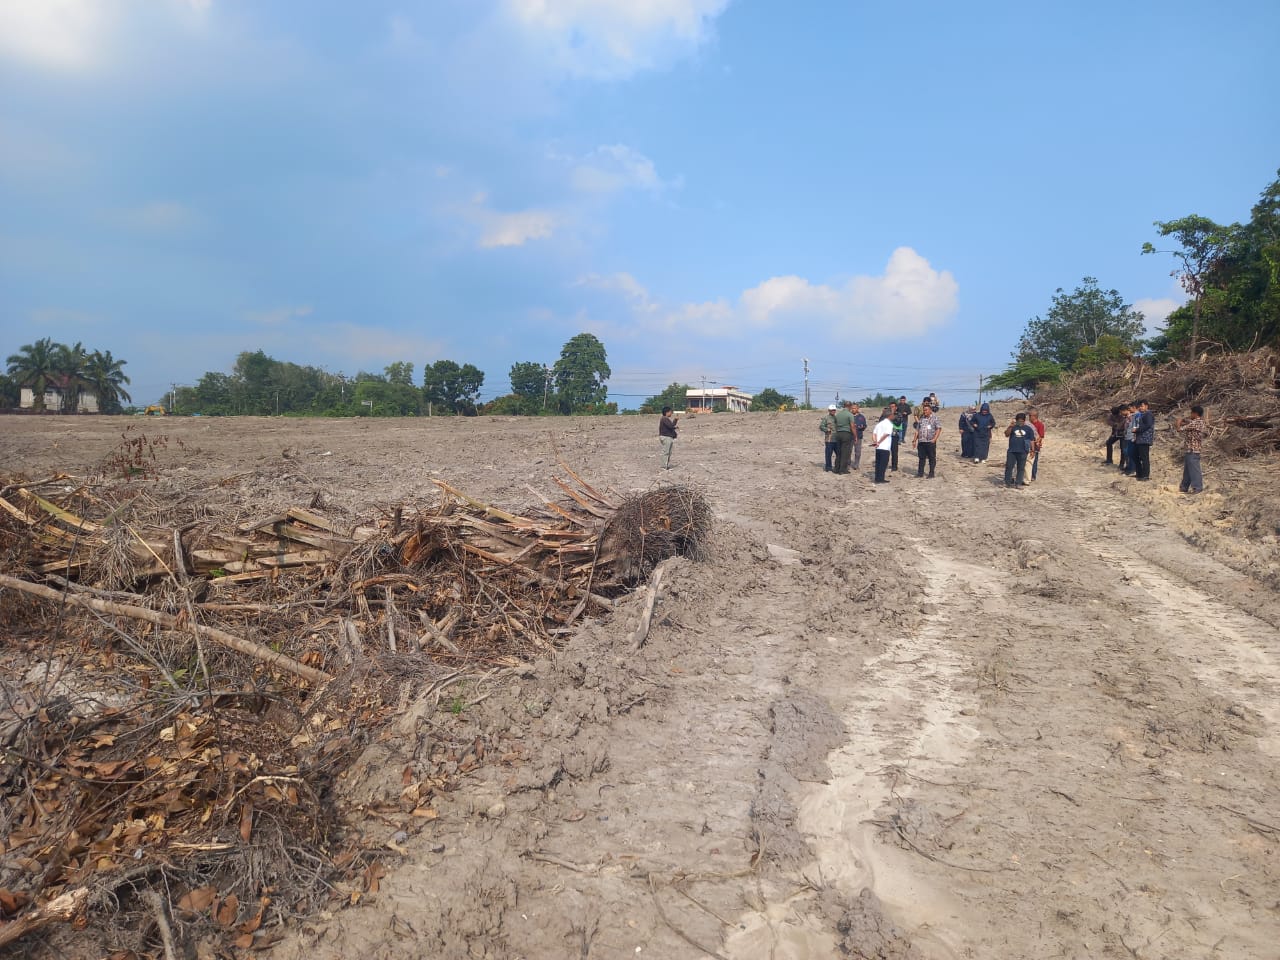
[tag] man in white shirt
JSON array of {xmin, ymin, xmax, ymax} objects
[{"xmin": 872, "ymin": 408, "xmax": 895, "ymax": 484}]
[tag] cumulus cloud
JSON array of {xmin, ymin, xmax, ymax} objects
[
  {"xmin": 589, "ymin": 247, "xmax": 957, "ymax": 339},
  {"xmin": 1134, "ymin": 296, "xmax": 1182, "ymax": 336},
  {"xmin": 502, "ymin": 0, "xmax": 730, "ymax": 77},
  {"xmin": 0, "ymin": 0, "xmax": 104, "ymax": 71},
  {"xmin": 571, "ymin": 144, "xmax": 667, "ymax": 195},
  {"xmin": 479, "ymin": 209, "xmax": 558, "ymax": 248}
]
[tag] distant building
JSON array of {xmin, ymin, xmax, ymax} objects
[
  {"xmin": 19, "ymin": 387, "xmax": 99, "ymax": 413},
  {"xmin": 684, "ymin": 385, "xmax": 753, "ymax": 413}
]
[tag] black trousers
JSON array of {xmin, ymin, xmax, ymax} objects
[
  {"xmin": 890, "ymin": 435, "xmax": 900, "ymax": 470},
  {"xmin": 1133, "ymin": 443, "xmax": 1151, "ymax": 479},
  {"xmin": 824, "ymin": 441, "xmax": 837, "ymax": 471},
  {"xmin": 916, "ymin": 441, "xmax": 936, "ymax": 477},
  {"xmin": 874, "ymin": 448, "xmax": 890, "ymax": 482},
  {"xmin": 1105, "ymin": 434, "xmax": 1120, "ymax": 463}
]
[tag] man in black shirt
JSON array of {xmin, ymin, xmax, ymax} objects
[{"xmin": 659, "ymin": 406, "xmax": 679, "ymax": 469}]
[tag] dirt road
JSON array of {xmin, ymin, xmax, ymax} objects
[{"xmin": 4, "ymin": 409, "xmax": 1279, "ymax": 959}]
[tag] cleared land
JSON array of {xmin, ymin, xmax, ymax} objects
[{"xmin": 2, "ymin": 408, "xmax": 1278, "ymax": 959}]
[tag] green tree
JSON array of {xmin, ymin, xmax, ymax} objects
[
  {"xmin": 1072, "ymin": 334, "xmax": 1133, "ymax": 370},
  {"xmin": 1143, "ymin": 216, "xmax": 1237, "ymax": 360},
  {"xmin": 858, "ymin": 392, "xmax": 898, "ymax": 410},
  {"xmin": 6, "ymin": 337, "xmax": 62, "ymax": 411},
  {"xmin": 54, "ymin": 341, "xmax": 91, "ymax": 413},
  {"xmin": 1144, "ymin": 171, "xmax": 1280, "ymax": 357},
  {"xmin": 640, "ymin": 382, "xmax": 692, "ymax": 414},
  {"xmin": 509, "ymin": 361, "xmax": 548, "ymax": 408},
  {"xmin": 1016, "ymin": 278, "xmax": 1146, "ymax": 370},
  {"xmin": 749, "ymin": 387, "xmax": 796, "ymax": 411},
  {"xmin": 385, "ymin": 361, "xmax": 415, "ymax": 386},
  {"xmin": 423, "ymin": 360, "xmax": 484, "ymax": 414},
  {"xmin": 0, "ymin": 373, "xmax": 18, "ymax": 408},
  {"xmin": 553, "ymin": 333, "xmax": 610, "ymax": 414},
  {"xmin": 983, "ymin": 358, "xmax": 1063, "ymax": 398},
  {"xmin": 85, "ymin": 349, "xmax": 132, "ymax": 413}
]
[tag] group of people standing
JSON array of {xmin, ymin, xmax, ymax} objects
[
  {"xmin": 820, "ymin": 393, "xmax": 948, "ymax": 485},
  {"xmin": 818, "ymin": 395, "xmax": 1049, "ymax": 489},
  {"xmin": 1105, "ymin": 400, "xmax": 1208, "ymax": 494}
]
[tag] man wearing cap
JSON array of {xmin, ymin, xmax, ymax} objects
[
  {"xmin": 832, "ymin": 401, "xmax": 856, "ymax": 474},
  {"xmin": 891, "ymin": 396, "xmax": 910, "ymax": 471},
  {"xmin": 821, "ymin": 404, "xmax": 839, "ymax": 472},
  {"xmin": 1003, "ymin": 412, "xmax": 1037, "ymax": 487},
  {"xmin": 1131, "ymin": 399, "xmax": 1156, "ymax": 481}
]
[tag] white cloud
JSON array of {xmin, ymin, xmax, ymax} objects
[
  {"xmin": 1134, "ymin": 296, "xmax": 1181, "ymax": 335},
  {"xmin": 502, "ymin": 0, "xmax": 730, "ymax": 77},
  {"xmin": 0, "ymin": 0, "xmax": 104, "ymax": 71},
  {"xmin": 479, "ymin": 209, "xmax": 558, "ymax": 248},
  {"xmin": 571, "ymin": 144, "xmax": 667, "ymax": 195},
  {"xmin": 595, "ymin": 247, "xmax": 958, "ymax": 339}
]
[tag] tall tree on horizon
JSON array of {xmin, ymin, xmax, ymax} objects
[{"xmin": 6, "ymin": 337, "xmax": 61, "ymax": 412}]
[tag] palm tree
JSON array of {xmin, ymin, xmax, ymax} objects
[
  {"xmin": 6, "ymin": 337, "xmax": 61, "ymax": 412},
  {"xmin": 85, "ymin": 350, "xmax": 131, "ymax": 413},
  {"xmin": 55, "ymin": 341, "xmax": 91, "ymax": 413}
]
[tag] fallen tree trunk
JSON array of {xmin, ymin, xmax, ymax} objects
[{"xmin": 0, "ymin": 574, "xmax": 331, "ymax": 685}]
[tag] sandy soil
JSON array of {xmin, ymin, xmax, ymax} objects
[{"xmin": 3, "ymin": 407, "xmax": 1279, "ymax": 959}]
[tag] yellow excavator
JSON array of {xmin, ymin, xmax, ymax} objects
[{"xmin": 143, "ymin": 405, "xmax": 167, "ymax": 416}]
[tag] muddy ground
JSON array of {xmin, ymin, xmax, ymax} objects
[{"xmin": 3, "ymin": 406, "xmax": 1279, "ymax": 959}]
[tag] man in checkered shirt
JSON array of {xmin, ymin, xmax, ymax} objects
[
  {"xmin": 1175, "ymin": 405, "xmax": 1207, "ymax": 494},
  {"xmin": 913, "ymin": 403, "xmax": 942, "ymax": 479}
]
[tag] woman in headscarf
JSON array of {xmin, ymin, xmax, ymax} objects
[
  {"xmin": 971, "ymin": 402, "xmax": 997, "ymax": 463},
  {"xmin": 959, "ymin": 405, "xmax": 975, "ymax": 460}
]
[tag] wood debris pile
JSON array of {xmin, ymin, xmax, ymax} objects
[
  {"xmin": 1034, "ymin": 347, "xmax": 1280, "ymax": 458},
  {"xmin": 0, "ymin": 469, "xmax": 711, "ymax": 956}
]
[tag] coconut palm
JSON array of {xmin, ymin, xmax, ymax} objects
[
  {"xmin": 6, "ymin": 337, "xmax": 61, "ymax": 412},
  {"xmin": 85, "ymin": 349, "xmax": 131, "ymax": 413}
]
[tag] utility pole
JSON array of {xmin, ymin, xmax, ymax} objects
[
  {"xmin": 802, "ymin": 358, "xmax": 810, "ymax": 409},
  {"xmin": 543, "ymin": 365, "xmax": 551, "ymax": 411},
  {"xmin": 170, "ymin": 383, "xmax": 177, "ymax": 414},
  {"xmin": 977, "ymin": 373, "xmax": 983, "ymax": 406}
]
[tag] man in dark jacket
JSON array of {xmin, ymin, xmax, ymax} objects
[
  {"xmin": 1003, "ymin": 412, "xmax": 1037, "ymax": 487},
  {"xmin": 959, "ymin": 405, "xmax": 975, "ymax": 459},
  {"xmin": 1132, "ymin": 399, "xmax": 1155, "ymax": 481}
]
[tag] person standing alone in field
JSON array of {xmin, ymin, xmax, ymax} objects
[
  {"xmin": 658, "ymin": 406, "xmax": 679, "ymax": 469},
  {"xmin": 913, "ymin": 403, "xmax": 941, "ymax": 478},
  {"xmin": 1176, "ymin": 405, "xmax": 1207, "ymax": 493}
]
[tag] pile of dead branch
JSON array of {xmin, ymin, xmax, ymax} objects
[
  {"xmin": 1033, "ymin": 347, "xmax": 1280, "ymax": 458},
  {"xmin": 0, "ymin": 470, "xmax": 711, "ymax": 957}
]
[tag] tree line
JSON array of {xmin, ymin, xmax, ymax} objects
[{"xmin": 989, "ymin": 168, "xmax": 1280, "ymax": 397}]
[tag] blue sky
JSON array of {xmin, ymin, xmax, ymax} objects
[{"xmin": 2, "ymin": 0, "xmax": 1278, "ymax": 408}]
